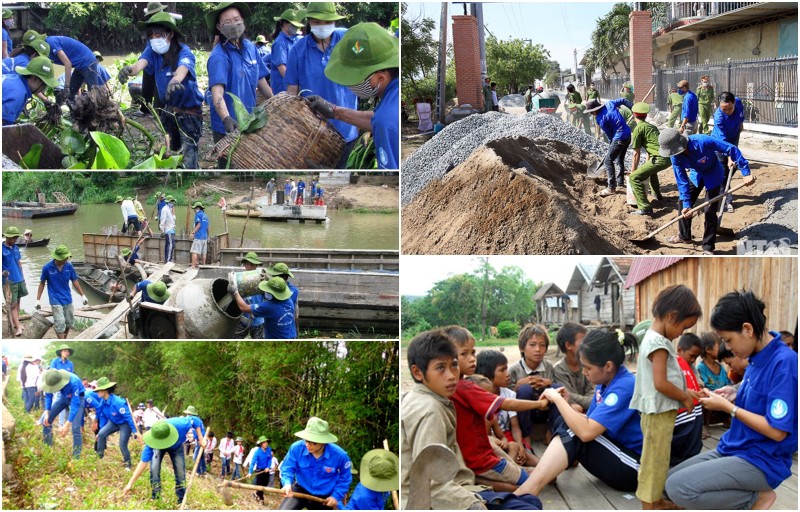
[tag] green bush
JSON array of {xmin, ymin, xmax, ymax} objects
[
  {"xmin": 496, "ymin": 320, "xmax": 520, "ymax": 339},
  {"xmin": 402, "ymin": 318, "xmax": 432, "ymax": 339}
]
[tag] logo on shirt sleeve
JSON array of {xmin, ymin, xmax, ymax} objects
[
  {"xmin": 770, "ymin": 399, "xmax": 788, "ymax": 419},
  {"xmin": 604, "ymin": 392, "xmax": 619, "ymax": 406},
  {"xmin": 119, "ymin": 407, "xmax": 126, "ymax": 414}
]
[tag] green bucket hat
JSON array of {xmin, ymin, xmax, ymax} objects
[
  {"xmin": 165, "ymin": 195, "xmax": 176, "ymax": 203},
  {"xmin": 24, "ymin": 38, "xmax": 50, "ymax": 58},
  {"xmin": 274, "ymin": 8, "xmax": 304, "ymax": 28},
  {"xmin": 126, "ymin": 197, "xmax": 133, "ymax": 201},
  {"xmin": 144, "ymin": 420, "xmax": 179, "ymax": 450},
  {"xmin": 360, "ymin": 449, "xmax": 399, "ymax": 492},
  {"xmin": 235, "ymin": 436, "xmax": 244, "ymax": 442},
  {"xmin": 242, "ymin": 252, "xmax": 262, "ymax": 265},
  {"xmin": 144, "ymin": 1, "xmax": 167, "ymax": 17},
  {"xmin": 205, "ymin": 2, "xmax": 251, "ymax": 34},
  {"xmin": 258, "ymin": 277, "xmax": 292, "ymax": 300},
  {"xmin": 94, "ymin": 376, "xmax": 117, "ymax": 391},
  {"xmin": 254, "ymin": 34, "xmax": 268, "ymax": 44},
  {"xmin": 121, "ymin": 247, "xmax": 132, "ymax": 257},
  {"xmin": 3, "ymin": 226, "xmax": 22, "ymax": 238},
  {"xmin": 51, "ymin": 244, "xmax": 71, "ymax": 261},
  {"xmin": 3, "ymin": 9, "xmax": 12, "ymax": 19},
  {"xmin": 304, "ymin": 2, "xmax": 344, "ymax": 21},
  {"xmin": 183, "ymin": 405, "xmax": 198, "ymax": 416},
  {"xmin": 266, "ymin": 262, "xmax": 294, "ymax": 278},
  {"xmin": 41, "ymin": 369, "xmax": 71, "ymax": 393},
  {"xmin": 325, "ymin": 22, "xmax": 399, "ymax": 86},
  {"xmin": 22, "ymin": 30, "xmax": 44, "ymax": 45},
  {"xmin": 621, "ymin": 81, "xmax": 633, "ymax": 91},
  {"xmin": 115, "ymin": 195, "xmax": 124, "ymax": 203},
  {"xmin": 191, "ymin": 201, "xmax": 204, "ymax": 210},
  {"xmin": 56, "ymin": 343, "xmax": 74, "ymax": 356},
  {"xmin": 632, "ymin": 102, "xmax": 650, "ymax": 114},
  {"xmin": 16, "ymin": 56, "xmax": 59, "ymax": 89},
  {"xmin": 146, "ymin": 281, "xmax": 171, "ymax": 303},
  {"xmin": 256, "ymin": 435, "xmax": 270, "ymax": 445},
  {"xmin": 294, "ymin": 416, "xmax": 337, "ymax": 444},
  {"xmin": 137, "ymin": 11, "xmax": 184, "ymax": 37}
]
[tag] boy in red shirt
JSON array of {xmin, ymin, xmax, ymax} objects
[{"xmin": 672, "ymin": 333, "xmax": 704, "ymax": 463}]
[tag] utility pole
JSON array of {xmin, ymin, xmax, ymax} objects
[
  {"xmin": 573, "ymin": 48, "xmax": 578, "ymax": 83},
  {"xmin": 475, "ymin": 3, "xmax": 487, "ymax": 79},
  {"xmin": 436, "ymin": 2, "xmax": 449, "ymax": 123}
]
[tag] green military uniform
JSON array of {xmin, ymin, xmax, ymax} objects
[
  {"xmin": 667, "ymin": 92, "xmax": 684, "ymax": 128},
  {"xmin": 565, "ymin": 90, "xmax": 582, "ymax": 124},
  {"xmin": 697, "ymin": 84, "xmax": 715, "ymax": 134},
  {"xmin": 621, "ymin": 83, "xmax": 635, "ymax": 104},
  {"xmin": 586, "ymin": 87, "xmax": 600, "ymax": 100},
  {"xmin": 617, "ymin": 104, "xmax": 637, "ymax": 131},
  {"xmin": 568, "ymin": 102, "xmax": 593, "ymax": 136},
  {"xmin": 524, "ymin": 88, "xmax": 533, "ymax": 112},
  {"xmin": 482, "ymin": 83, "xmax": 493, "ymax": 113},
  {"xmin": 629, "ymin": 115, "xmax": 670, "ymax": 211}
]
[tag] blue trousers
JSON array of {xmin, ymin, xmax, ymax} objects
[
  {"xmin": 43, "ymin": 394, "xmax": 85, "ymax": 458},
  {"xmin": 194, "ymin": 444, "xmax": 206, "ymax": 475},
  {"xmin": 164, "ymin": 232, "xmax": 175, "ymax": 262},
  {"xmin": 23, "ymin": 386, "xmax": 37, "ymax": 413},
  {"xmin": 220, "ymin": 455, "xmax": 231, "ymax": 477},
  {"xmin": 232, "ymin": 462, "xmax": 242, "ymax": 481},
  {"xmin": 151, "ymin": 443, "xmax": 186, "ymax": 503},
  {"xmin": 97, "ymin": 421, "xmax": 133, "ymax": 466}
]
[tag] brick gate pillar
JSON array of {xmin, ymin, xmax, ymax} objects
[
  {"xmin": 452, "ymin": 15, "xmax": 483, "ymax": 109},
  {"xmin": 629, "ymin": 10, "xmax": 654, "ymax": 103}
]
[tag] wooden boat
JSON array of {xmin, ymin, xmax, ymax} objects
[
  {"xmin": 2, "ymin": 202, "xmax": 79, "ymax": 219},
  {"xmin": 72, "ymin": 262, "xmax": 127, "ymax": 303},
  {"xmin": 14, "ymin": 237, "xmax": 50, "ymax": 248}
]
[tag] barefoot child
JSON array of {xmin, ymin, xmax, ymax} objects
[
  {"xmin": 630, "ymin": 284, "xmax": 702, "ymax": 509},
  {"xmin": 553, "ymin": 322, "xmax": 593, "ymax": 412},
  {"xmin": 508, "ymin": 324, "xmax": 556, "ymax": 444},
  {"xmin": 666, "ymin": 291, "xmax": 797, "ymax": 510}
]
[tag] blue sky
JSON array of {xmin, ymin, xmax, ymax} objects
[{"xmin": 404, "ymin": 1, "xmax": 617, "ymax": 71}]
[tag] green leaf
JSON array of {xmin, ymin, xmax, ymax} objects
[
  {"xmin": 226, "ymin": 92, "xmax": 253, "ymax": 131},
  {"xmin": 90, "ymin": 131, "xmax": 130, "ymax": 169},
  {"xmin": 156, "ymin": 154, "xmax": 183, "ymax": 169},
  {"xmin": 248, "ymin": 109, "xmax": 268, "ymax": 132},
  {"xmin": 60, "ymin": 128, "xmax": 87, "ymax": 156},
  {"xmin": 20, "ymin": 144, "xmax": 43, "ymax": 169},
  {"xmin": 131, "ymin": 156, "xmax": 156, "ymax": 169}
]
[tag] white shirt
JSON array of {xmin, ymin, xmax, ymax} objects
[
  {"xmin": 219, "ymin": 437, "xmax": 235, "ymax": 457},
  {"xmin": 159, "ymin": 204, "xmax": 175, "ymax": 232},
  {"xmin": 18, "ymin": 362, "xmax": 40, "ymax": 388},
  {"xmin": 269, "ymin": 455, "xmax": 279, "ymax": 473},
  {"xmin": 233, "ymin": 444, "xmax": 245, "ymax": 464},
  {"xmin": 491, "ymin": 91, "xmax": 499, "ymax": 106},
  {"xmin": 142, "ymin": 406, "xmax": 163, "ymax": 428},
  {"xmin": 120, "ymin": 199, "xmax": 137, "ymax": 223},
  {"xmin": 205, "ymin": 436, "xmax": 218, "ymax": 454},
  {"xmin": 243, "ymin": 446, "xmax": 258, "ymax": 469}
]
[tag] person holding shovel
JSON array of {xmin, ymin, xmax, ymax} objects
[
  {"xmin": 36, "ymin": 245, "xmax": 88, "ymax": 339},
  {"xmin": 123, "ymin": 416, "xmax": 207, "ymax": 504},
  {"xmin": 584, "ymin": 97, "xmax": 633, "ymax": 197},
  {"xmin": 2, "ymin": 226, "xmax": 27, "ymax": 337},
  {"xmin": 711, "ymin": 91, "xmax": 745, "ymax": 213},
  {"xmin": 658, "ymin": 129, "xmax": 755, "ymax": 255},
  {"xmin": 628, "ymin": 102, "xmax": 669, "ymax": 216},
  {"xmin": 234, "ymin": 252, "xmax": 266, "ymax": 340},
  {"xmin": 91, "ymin": 376, "xmax": 141, "ymax": 470},
  {"xmin": 41, "ymin": 368, "xmax": 86, "ymax": 458},
  {"xmin": 248, "ymin": 435, "xmax": 273, "ymax": 502},
  {"xmin": 342, "ymin": 449, "xmax": 398, "ymax": 510},
  {"xmin": 278, "ymin": 417, "xmax": 352, "ymax": 510}
]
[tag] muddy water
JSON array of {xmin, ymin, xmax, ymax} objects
[{"xmin": 3, "ymin": 204, "xmax": 398, "ymax": 311}]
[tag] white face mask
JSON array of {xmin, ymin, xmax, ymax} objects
[
  {"xmin": 150, "ymin": 37, "xmax": 170, "ymax": 55},
  {"xmin": 310, "ymin": 23, "xmax": 335, "ymax": 40},
  {"xmin": 348, "ymin": 75, "xmax": 381, "ymax": 99}
]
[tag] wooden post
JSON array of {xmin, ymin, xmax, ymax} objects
[{"xmin": 239, "ymin": 187, "xmax": 255, "ymax": 249}]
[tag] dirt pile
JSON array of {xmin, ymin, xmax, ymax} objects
[{"xmin": 402, "ymin": 136, "xmax": 659, "ymax": 255}]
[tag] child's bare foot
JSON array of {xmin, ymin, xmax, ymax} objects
[
  {"xmin": 652, "ymin": 498, "xmax": 682, "ymax": 510},
  {"xmin": 751, "ymin": 490, "xmax": 776, "ymax": 509}
]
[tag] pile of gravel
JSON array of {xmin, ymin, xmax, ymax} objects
[
  {"xmin": 498, "ymin": 94, "xmax": 525, "ymax": 108},
  {"xmin": 402, "ymin": 111, "xmax": 632, "ymax": 205},
  {"xmin": 737, "ymin": 187, "xmax": 798, "ymax": 254}
]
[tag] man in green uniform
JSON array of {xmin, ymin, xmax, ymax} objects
[
  {"xmin": 482, "ymin": 77, "xmax": 492, "ymax": 113},
  {"xmin": 696, "ymin": 75, "xmax": 715, "ymax": 134},
  {"xmin": 617, "ymin": 102, "xmax": 637, "ymax": 131},
  {"xmin": 620, "ymin": 81, "xmax": 634, "ymax": 104},
  {"xmin": 628, "ymin": 102, "xmax": 669, "ymax": 215},
  {"xmin": 666, "ymin": 87, "xmax": 683, "ymax": 128},
  {"xmin": 565, "ymin": 84, "xmax": 581, "ymax": 124},
  {"xmin": 567, "ymin": 101, "xmax": 592, "ymax": 135},
  {"xmin": 524, "ymin": 84, "xmax": 533, "ymax": 112},
  {"xmin": 586, "ymin": 82, "xmax": 599, "ymax": 100}
]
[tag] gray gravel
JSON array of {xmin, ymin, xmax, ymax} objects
[
  {"xmin": 402, "ymin": 111, "xmax": 632, "ymax": 205},
  {"xmin": 498, "ymin": 94, "xmax": 525, "ymax": 108},
  {"xmin": 737, "ymin": 186, "xmax": 798, "ymax": 254}
]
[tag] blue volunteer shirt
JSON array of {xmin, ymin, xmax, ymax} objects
[
  {"xmin": 297, "ymin": 180, "xmax": 305, "ymax": 195},
  {"xmin": 269, "ymin": 32, "xmax": 299, "ymax": 94},
  {"xmin": 2, "ymin": 72, "xmax": 31, "ymax": 123},
  {"xmin": 252, "ymin": 294, "xmax": 296, "ymax": 339},
  {"xmin": 50, "ymin": 358, "xmax": 75, "ymax": 373},
  {"xmin": 285, "ymin": 28, "xmax": 358, "ymax": 142},
  {"xmin": 671, "ymin": 135, "xmax": 752, "ymax": 209},
  {"xmin": 45, "ymin": 36, "xmax": 96, "ymax": 70},
  {"xmin": 681, "ymin": 89, "xmax": 699, "ymax": 123},
  {"xmin": 96, "ymin": 64, "xmax": 111, "ymax": 85},
  {"xmin": 44, "ymin": 372, "xmax": 85, "ymax": 423},
  {"xmin": 711, "ymin": 97, "xmax": 744, "ymax": 144},
  {"xmin": 717, "ymin": 333, "xmax": 797, "ymax": 489},
  {"xmin": 207, "ymin": 38, "xmax": 268, "ymax": 134},
  {"xmin": 257, "ymin": 45, "xmax": 271, "ymax": 74},
  {"xmin": 343, "ymin": 482, "xmax": 389, "ymax": 510},
  {"xmin": 40, "ymin": 259, "xmax": 78, "ymax": 306},
  {"xmin": 125, "ymin": 244, "xmax": 141, "ymax": 265},
  {"xmin": 242, "ymin": 292, "xmax": 266, "ymax": 328},
  {"xmin": 135, "ymin": 280, "xmax": 158, "ymax": 303},
  {"xmin": 589, "ymin": 365, "xmax": 643, "ymax": 454},
  {"xmin": 284, "ymin": 182, "xmax": 291, "ymax": 196},
  {"xmin": 249, "ymin": 445, "xmax": 273, "ymax": 473},
  {"xmin": 2, "ymin": 54, "xmax": 30, "ymax": 75},
  {"xmin": 596, "ymin": 98, "xmax": 632, "ymax": 142},
  {"xmin": 311, "ymin": 182, "xmax": 317, "ymax": 197},
  {"xmin": 140, "ymin": 43, "xmax": 203, "ymax": 109},
  {"xmin": 2, "ymin": 243, "xmax": 24, "ymax": 284},
  {"xmin": 156, "ymin": 199, "xmax": 166, "ymax": 221},
  {"xmin": 317, "ymin": 186, "xmax": 324, "ymax": 198},
  {"xmin": 288, "ymin": 282, "xmax": 299, "ymax": 308},
  {"xmin": 194, "ymin": 210, "xmax": 209, "ymax": 240},
  {"xmin": 372, "ymin": 78, "xmax": 400, "ymax": 169},
  {"xmin": 141, "ymin": 415, "xmax": 206, "ymax": 463},
  {"xmin": 99, "ymin": 393, "xmax": 138, "ymax": 432},
  {"xmin": 3, "ymin": 28, "xmax": 12, "ymax": 54},
  {"xmin": 280, "ymin": 440, "xmax": 353, "ymax": 502}
]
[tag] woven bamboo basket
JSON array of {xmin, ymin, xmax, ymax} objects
[{"xmin": 210, "ymin": 93, "xmax": 345, "ymax": 169}]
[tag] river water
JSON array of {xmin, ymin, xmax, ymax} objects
[{"xmin": 3, "ymin": 203, "xmax": 398, "ymax": 312}]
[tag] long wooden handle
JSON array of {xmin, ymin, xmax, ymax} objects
[
  {"xmin": 647, "ymin": 181, "xmax": 751, "ymax": 239},
  {"xmin": 222, "ymin": 481, "xmax": 326, "ymax": 503},
  {"xmin": 179, "ymin": 434, "xmax": 206, "ymax": 510},
  {"xmin": 641, "ymin": 83, "xmax": 656, "ymax": 103},
  {"xmin": 383, "ymin": 439, "xmax": 399, "ymax": 510}
]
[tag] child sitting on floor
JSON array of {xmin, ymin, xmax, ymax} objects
[
  {"xmin": 552, "ymin": 322, "xmax": 593, "ymax": 413},
  {"xmin": 698, "ymin": 332, "xmax": 733, "ymax": 437}
]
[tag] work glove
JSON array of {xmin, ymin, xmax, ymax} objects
[
  {"xmin": 307, "ymin": 95, "xmax": 335, "ymax": 119},
  {"xmin": 118, "ymin": 65, "xmax": 134, "ymax": 84},
  {"xmin": 35, "ymin": 300, "xmax": 41, "ymax": 310},
  {"xmin": 166, "ymin": 80, "xmax": 185, "ymax": 102},
  {"xmin": 227, "ymin": 280, "xmax": 238, "ymax": 295},
  {"xmin": 222, "ymin": 116, "xmax": 239, "ymax": 134},
  {"xmin": 82, "ymin": 296, "xmax": 89, "ymax": 306}
]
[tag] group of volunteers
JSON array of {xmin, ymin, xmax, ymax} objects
[
  {"xmin": 402, "ymin": 285, "xmax": 797, "ymax": 510},
  {"xmin": 2, "ymin": 2, "xmax": 400, "ymax": 170}
]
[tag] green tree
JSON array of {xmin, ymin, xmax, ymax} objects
[
  {"xmin": 400, "ymin": 2, "xmax": 439, "ymax": 102},
  {"xmin": 543, "ymin": 59, "xmax": 561, "ymax": 88},
  {"xmin": 485, "ymin": 36, "xmax": 550, "ymax": 94}
]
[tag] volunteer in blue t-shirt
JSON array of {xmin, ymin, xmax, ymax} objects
[
  {"xmin": 131, "ymin": 279, "xmax": 171, "ymax": 304},
  {"xmin": 267, "ymin": 262, "xmax": 299, "ymax": 334},
  {"xmin": 22, "ymin": 30, "xmax": 99, "ymax": 101},
  {"xmin": 2, "ymin": 8, "xmax": 13, "ymax": 58},
  {"xmin": 230, "ymin": 276, "xmax": 296, "ymax": 339},
  {"xmin": 310, "ymin": 22, "xmax": 400, "ymax": 170},
  {"xmin": 41, "ymin": 369, "xmax": 86, "ymax": 458},
  {"xmin": 117, "ymin": 13, "xmax": 204, "ymax": 169},
  {"xmin": 205, "ymin": 2, "xmax": 273, "ymax": 168},
  {"xmin": 711, "ymin": 91, "xmax": 746, "ymax": 212},
  {"xmin": 666, "ymin": 291, "xmax": 798, "ymax": 510},
  {"xmin": 585, "ymin": 97, "xmax": 633, "ymax": 196},
  {"xmin": 2, "ymin": 226, "xmax": 27, "ymax": 336},
  {"xmin": 677, "ymin": 79, "xmax": 699, "ymax": 135},
  {"xmin": 35, "ymin": 245, "xmax": 88, "ymax": 339},
  {"xmin": 254, "ymin": 35, "xmax": 272, "ymax": 75},
  {"xmin": 2, "ymin": 54, "xmax": 58, "ymax": 125},
  {"xmin": 91, "ymin": 376, "xmax": 141, "ymax": 470},
  {"xmin": 189, "ymin": 201, "xmax": 210, "ymax": 268},
  {"xmin": 269, "ymin": 8, "xmax": 304, "ymax": 94},
  {"xmin": 3, "ymin": 36, "xmax": 49, "ymax": 77},
  {"xmin": 235, "ymin": 253, "xmax": 266, "ymax": 339},
  {"xmin": 286, "ymin": 2, "xmax": 359, "ymax": 168}
]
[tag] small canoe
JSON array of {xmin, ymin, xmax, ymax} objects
[
  {"xmin": 14, "ymin": 237, "xmax": 50, "ymax": 248},
  {"xmin": 72, "ymin": 262, "xmax": 126, "ymax": 303},
  {"xmin": 2, "ymin": 202, "xmax": 79, "ymax": 219}
]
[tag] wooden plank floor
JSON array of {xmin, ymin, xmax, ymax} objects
[{"xmin": 531, "ymin": 425, "xmax": 798, "ymax": 510}]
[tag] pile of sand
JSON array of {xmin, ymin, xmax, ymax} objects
[{"xmin": 401, "ymin": 136, "xmax": 662, "ymax": 254}]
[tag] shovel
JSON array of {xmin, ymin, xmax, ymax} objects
[
  {"xmin": 717, "ymin": 163, "xmax": 736, "ymax": 226},
  {"xmin": 179, "ymin": 435, "xmax": 206, "ymax": 510},
  {"xmin": 405, "ymin": 443, "xmax": 458, "ymax": 510},
  {"xmin": 218, "ymin": 480, "xmax": 326, "ymax": 506},
  {"xmin": 587, "ymin": 159, "xmax": 605, "ymax": 178},
  {"xmin": 631, "ymin": 181, "xmax": 751, "ymax": 242}
]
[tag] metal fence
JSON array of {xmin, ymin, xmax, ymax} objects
[{"xmin": 592, "ymin": 55, "xmax": 798, "ymax": 127}]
